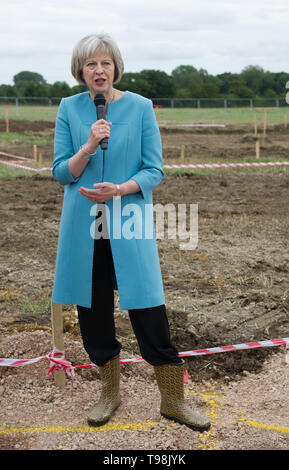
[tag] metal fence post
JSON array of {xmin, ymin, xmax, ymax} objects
[{"xmin": 51, "ymin": 301, "xmax": 66, "ymax": 388}]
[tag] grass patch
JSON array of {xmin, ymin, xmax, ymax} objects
[
  {"xmin": 0, "ymin": 165, "xmax": 52, "ymax": 178},
  {"xmin": 159, "ymin": 107, "xmax": 289, "ymax": 125},
  {"xmin": 163, "ymin": 161, "xmax": 289, "ymax": 176},
  {"xmin": 164, "ymin": 153, "xmax": 289, "ymax": 165},
  {"xmin": 1, "ymin": 105, "xmax": 289, "ymax": 125},
  {"xmin": 20, "ymin": 298, "xmax": 50, "ymax": 313},
  {"xmin": 0, "ymin": 105, "xmax": 58, "ymax": 122},
  {"xmin": 0, "ymin": 132, "xmax": 53, "ymax": 147}
]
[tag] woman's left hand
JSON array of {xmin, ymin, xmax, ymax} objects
[{"xmin": 78, "ymin": 182, "xmax": 117, "ymax": 203}]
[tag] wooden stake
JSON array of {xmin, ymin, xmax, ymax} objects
[
  {"xmin": 263, "ymin": 109, "xmax": 267, "ymax": 143},
  {"xmin": 33, "ymin": 144, "xmax": 37, "ymax": 161},
  {"xmin": 5, "ymin": 108, "xmax": 9, "ymax": 133},
  {"xmin": 39, "ymin": 152, "xmax": 43, "ymax": 165},
  {"xmin": 51, "ymin": 301, "xmax": 66, "ymax": 388},
  {"xmin": 180, "ymin": 144, "xmax": 185, "ymax": 163},
  {"xmin": 256, "ymin": 139, "xmax": 260, "ymax": 159}
]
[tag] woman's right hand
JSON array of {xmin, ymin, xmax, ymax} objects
[{"xmin": 85, "ymin": 119, "xmax": 112, "ymax": 154}]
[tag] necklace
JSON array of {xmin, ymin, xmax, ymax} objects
[{"xmin": 108, "ymin": 89, "xmax": 115, "ymax": 103}]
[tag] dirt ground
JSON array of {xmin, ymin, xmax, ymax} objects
[{"xmin": 0, "ymin": 121, "xmax": 288, "ymax": 451}]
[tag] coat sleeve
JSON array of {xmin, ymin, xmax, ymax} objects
[
  {"xmin": 52, "ymin": 98, "xmax": 80, "ymax": 186},
  {"xmin": 130, "ymin": 99, "xmax": 164, "ymax": 199}
]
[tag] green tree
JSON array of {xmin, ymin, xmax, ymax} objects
[
  {"xmin": 13, "ymin": 71, "xmax": 47, "ymax": 96},
  {"xmin": 172, "ymin": 65, "xmax": 220, "ymax": 98},
  {"xmin": 264, "ymin": 88, "xmax": 277, "ymax": 98},
  {"xmin": 273, "ymin": 72, "xmax": 289, "ymax": 96},
  {"xmin": 138, "ymin": 70, "xmax": 176, "ymax": 98},
  {"xmin": 21, "ymin": 82, "xmax": 48, "ymax": 97},
  {"xmin": 0, "ymin": 84, "xmax": 17, "ymax": 96},
  {"xmin": 116, "ymin": 72, "xmax": 150, "ymax": 96},
  {"xmin": 228, "ymin": 80, "xmax": 255, "ymax": 98},
  {"xmin": 217, "ymin": 73, "xmax": 242, "ymax": 94},
  {"xmin": 117, "ymin": 70, "xmax": 176, "ymax": 98},
  {"xmin": 171, "ymin": 65, "xmax": 201, "ymax": 89},
  {"xmin": 240, "ymin": 65, "xmax": 265, "ymax": 95},
  {"xmin": 49, "ymin": 81, "xmax": 72, "ymax": 97},
  {"xmin": 262, "ymin": 71, "xmax": 276, "ymax": 95},
  {"xmin": 188, "ymin": 82, "xmax": 219, "ymax": 98},
  {"xmin": 71, "ymin": 84, "xmax": 88, "ymax": 95}
]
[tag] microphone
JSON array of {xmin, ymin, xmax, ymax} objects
[{"xmin": 94, "ymin": 93, "xmax": 108, "ymax": 151}]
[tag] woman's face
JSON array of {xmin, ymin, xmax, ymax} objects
[{"xmin": 82, "ymin": 49, "xmax": 115, "ymax": 99}]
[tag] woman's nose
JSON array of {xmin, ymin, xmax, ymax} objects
[{"xmin": 95, "ymin": 63, "xmax": 104, "ymax": 73}]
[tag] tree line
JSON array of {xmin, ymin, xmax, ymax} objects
[{"xmin": 1, "ymin": 65, "xmax": 289, "ymax": 99}]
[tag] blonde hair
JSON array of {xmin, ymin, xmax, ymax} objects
[{"xmin": 71, "ymin": 33, "xmax": 124, "ymax": 84}]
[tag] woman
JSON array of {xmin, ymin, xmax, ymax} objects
[{"xmin": 52, "ymin": 33, "xmax": 210, "ymax": 432}]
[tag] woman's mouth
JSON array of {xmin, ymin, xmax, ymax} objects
[{"xmin": 95, "ymin": 78, "xmax": 106, "ymax": 86}]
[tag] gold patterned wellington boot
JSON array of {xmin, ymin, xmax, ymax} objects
[
  {"xmin": 154, "ymin": 362, "xmax": 211, "ymax": 432},
  {"xmin": 87, "ymin": 355, "xmax": 121, "ymax": 426}
]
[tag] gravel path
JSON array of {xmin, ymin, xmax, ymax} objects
[{"xmin": 0, "ymin": 330, "xmax": 288, "ymax": 451}]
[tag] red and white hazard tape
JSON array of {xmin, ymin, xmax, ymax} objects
[
  {"xmin": 164, "ymin": 161, "xmax": 289, "ymax": 169},
  {"xmin": 1, "ymin": 151, "xmax": 289, "ymax": 173},
  {"xmin": 0, "ymin": 151, "xmax": 34, "ymax": 161},
  {"xmin": 0, "ymin": 338, "xmax": 288, "ymax": 377},
  {"xmin": 0, "ymin": 349, "xmax": 75, "ymax": 377},
  {"xmin": 161, "ymin": 124, "xmax": 226, "ymax": 128},
  {"xmin": 0, "ymin": 159, "xmax": 51, "ymax": 172},
  {"xmin": 120, "ymin": 338, "xmax": 289, "ymax": 362},
  {"xmin": 0, "ymin": 151, "xmax": 50, "ymax": 171}
]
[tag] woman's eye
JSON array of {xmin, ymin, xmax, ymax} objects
[{"xmin": 85, "ymin": 61, "xmax": 112, "ymax": 68}]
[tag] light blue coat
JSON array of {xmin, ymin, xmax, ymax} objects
[{"xmin": 51, "ymin": 91, "xmax": 166, "ymax": 309}]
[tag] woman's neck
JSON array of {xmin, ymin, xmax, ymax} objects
[
  {"xmin": 89, "ymin": 88, "xmax": 125, "ymax": 114},
  {"xmin": 89, "ymin": 87, "xmax": 115, "ymax": 103}
]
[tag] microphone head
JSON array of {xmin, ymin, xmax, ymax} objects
[{"xmin": 94, "ymin": 93, "xmax": 106, "ymax": 107}]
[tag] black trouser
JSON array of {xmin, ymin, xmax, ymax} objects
[{"xmin": 76, "ymin": 236, "xmax": 181, "ymax": 367}]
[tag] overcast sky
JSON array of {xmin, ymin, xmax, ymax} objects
[{"xmin": 1, "ymin": 0, "xmax": 289, "ymax": 86}]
